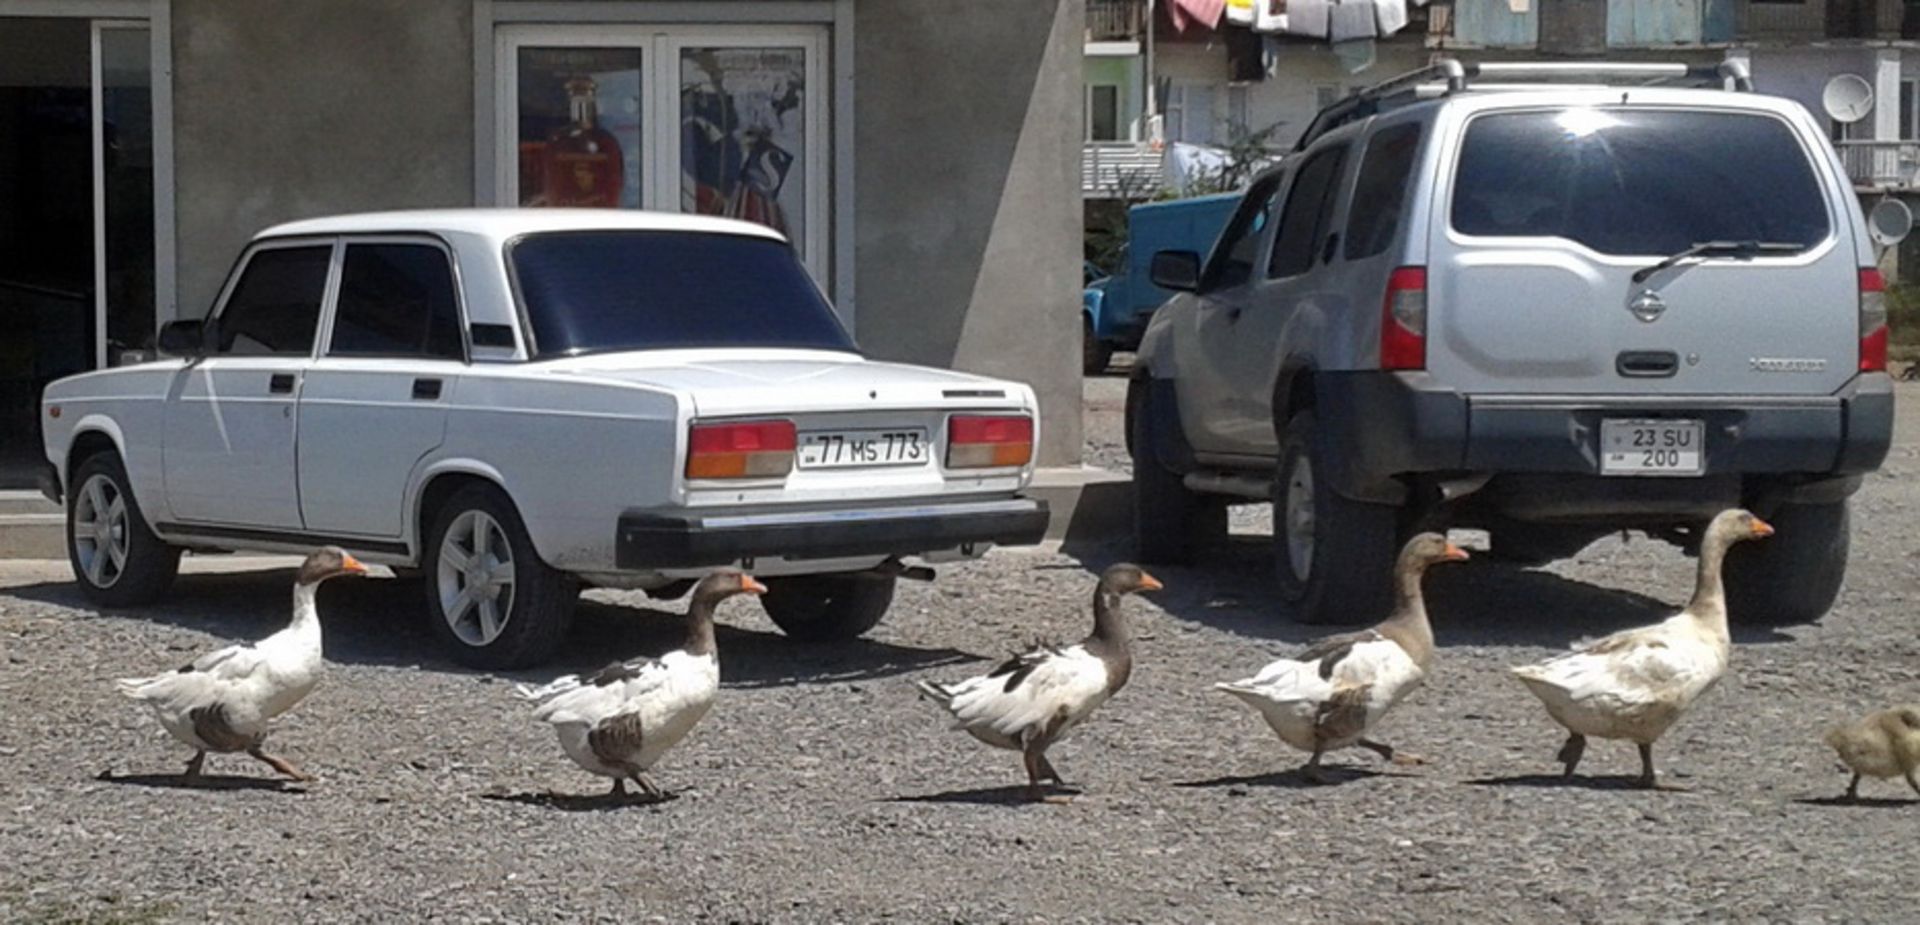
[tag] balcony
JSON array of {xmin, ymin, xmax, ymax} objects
[
  {"xmin": 1835, "ymin": 140, "xmax": 1920, "ymax": 191},
  {"xmin": 1087, "ymin": 0, "xmax": 1145, "ymax": 43},
  {"xmin": 1083, "ymin": 142, "xmax": 1163, "ymax": 199}
]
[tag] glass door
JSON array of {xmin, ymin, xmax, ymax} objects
[
  {"xmin": 0, "ymin": 16, "xmax": 153, "ymax": 490},
  {"xmin": 498, "ymin": 25, "xmax": 830, "ymax": 285}
]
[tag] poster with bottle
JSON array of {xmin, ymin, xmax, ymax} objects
[
  {"xmin": 679, "ymin": 47, "xmax": 807, "ymax": 256},
  {"xmin": 515, "ymin": 48, "xmax": 642, "ymax": 208}
]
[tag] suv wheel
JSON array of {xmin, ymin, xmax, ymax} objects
[
  {"xmin": 1724, "ymin": 499, "xmax": 1849, "ymax": 626},
  {"xmin": 1130, "ymin": 381, "xmax": 1226, "ymax": 564},
  {"xmin": 423, "ymin": 484, "xmax": 577, "ymax": 669},
  {"xmin": 1274, "ymin": 410, "xmax": 1398, "ymax": 626},
  {"xmin": 1082, "ymin": 319, "xmax": 1113, "ymax": 375},
  {"xmin": 760, "ymin": 574, "xmax": 895, "ymax": 641},
  {"xmin": 66, "ymin": 453, "xmax": 179, "ymax": 606}
]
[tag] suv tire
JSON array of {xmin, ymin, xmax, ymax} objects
[
  {"xmin": 1130, "ymin": 381, "xmax": 1226, "ymax": 564},
  {"xmin": 1724, "ymin": 500, "xmax": 1849, "ymax": 626},
  {"xmin": 1274, "ymin": 410, "xmax": 1398, "ymax": 626},
  {"xmin": 67, "ymin": 452, "xmax": 180, "ymax": 607},
  {"xmin": 423, "ymin": 483, "xmax": 577, "ymax": 669},
  {"xmin": 761, "ymin": 574, "xmax": 895, "ymax": 641},
  {"xmin": 1082, "ymin": 318, "xmax": 1114, "ymax": 376}
]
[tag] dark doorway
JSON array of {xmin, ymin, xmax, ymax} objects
[{"xmin": 0, "ymin": 17, "xmax": 154, "ymax": 490}]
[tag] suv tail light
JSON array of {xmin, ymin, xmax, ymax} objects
[
  {"xmin": 1380, "ymin": 267, "xmax": 1427, "ymax": 371},
  {"xmin": 1860, "ymin": 267, "xmax": 1889, "ymax": 373},
  {"xmin": 947, "ymin": 415, "xmax": 1034, "ymax": 469},
  {"xmin": 685, "ymin": 420, "xmax": 796, "ymax": 479}
]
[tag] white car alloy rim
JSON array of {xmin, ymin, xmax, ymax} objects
[
  {"xmin": 72, "ymin": 473, "xmax": 129, "ymax": 589},
  {"xmin": 437, "ymin": 510, "xmax": 516, "ymax": 646},
  {"xmin": 1284, "ymin": 456, "xmax": 1315, "ymax": 582}
]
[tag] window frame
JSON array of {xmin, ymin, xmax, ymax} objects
[
  {"xmin": 207, "ymin": 237, "xmax": 340, "ymax": 359},
  {"xmin": 1266, "ymin": 142, "xmax": 1351, "ymax": 280},
  {"xmin": 319, "ymin": 235, "xmax": 472, "ymax": 364},
  {"xmin": 1198, "ymin": 171, "xmax": 1285, "ymax": 293},
  {"xmin": 1342, "ymin": 122, "xmax": 1425, "ymax": 263}
]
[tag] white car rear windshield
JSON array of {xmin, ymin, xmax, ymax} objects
[
  {"xmin": 509, "ymin": 231, "xmax": 855, "ymax": 357},
  {"xmin": 1450, "ymin": 109, "xmax": 1831, "ymax": 256}
]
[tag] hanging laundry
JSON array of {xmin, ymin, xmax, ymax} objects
[
  {"xmin": 1508, "ymin": 0, "xmax": 1530, "ymax": 12},
  {"xmin": 1373, "ymin": 0, "xmax": 1409, "ymax": 36},
  {"xmin": 1169, "ymin": 0, "xmax": 1227, "ymax": 31},
  {"xmin": 1226, "ymin": 0, "xmax": 1256, "ymax": 26},
  {"xmin": 1332, "ymin": 37, "xmax": 1377, "ymax": 74},
  {"xmin": 1328, "ymin": 0, "xmax": 1377, "ymax": 42},
  {"xmin": 1284, "ymin": 0, "xmax": 1330, "ymax": 38}
]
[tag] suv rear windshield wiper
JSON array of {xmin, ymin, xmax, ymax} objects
[{"xmin": 1631, "ymin": 240, "xmax": 1804, "ymax": 284}]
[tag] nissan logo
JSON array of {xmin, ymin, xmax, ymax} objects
[{"xmin": 1629, "ymin": 290, "xmax": 1667, "ymax": 323}]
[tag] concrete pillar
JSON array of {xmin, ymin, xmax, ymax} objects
[{"xmin": 855, "ymin": 0, "xmax": 1086, "ymax": 466}]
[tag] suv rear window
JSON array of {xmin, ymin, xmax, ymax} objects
[
  {"xmin": 1451, "ymin": 109, "xmax": 1830, "ymax": 256},
  {"xmin": 510, "ymin": 231, "xmax": 854, "ymax": 357}
]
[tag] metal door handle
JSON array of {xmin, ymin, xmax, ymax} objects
[
  {"xmin": 412, "ymin": 378, "xmax": 443, "ymax": 400},
  {"xmin": 269, "ymin": 373, "xmax": 295, "ymax": 394}
]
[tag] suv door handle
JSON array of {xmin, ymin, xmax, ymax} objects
[
  {"xmin": 269, "ymin": 373, "xmax": 295, "ymax": 394},
  {"xmin": 411, "ymin": 377, "xmax": 443, "ymax": 400}
]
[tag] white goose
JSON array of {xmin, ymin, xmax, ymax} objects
[
  {"xmin": 1512, "ymin": 508, "xmax": 1774, "ymax": 789},
  {"xmin": 516, "ymin": 570, "xmax": 764, "ymax": 800},
  {"xmin": 1217, "ymin": 533, "xmax": 1468, "ymax": 781},
  {"xmin": 915, "ymin": 563, "xmax": 1161, "ymax": 801},
  {"xmin": 117, "ymin": 546, "xmax": 365, "ymax": 780}
]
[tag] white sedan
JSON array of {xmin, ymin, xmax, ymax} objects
[{"xmin": 38, "ymin": 210, "xmax": 1048, "ymax": 667}]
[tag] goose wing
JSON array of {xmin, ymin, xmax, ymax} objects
[
  {"xmin": 928, "ymin": 644, "xmax": 1109, "ymax": 741},
  {"xmin": 524, "ymin": 658, "xmax": 674, "ymax": 726}
]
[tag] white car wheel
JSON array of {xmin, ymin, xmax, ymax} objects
[
  {"xmin": 435, "ymin": 509, "xmax": 517, "ymax": 647},
  {"xmin": 73, "ymin": 472, "xmax": 130, "ymax": 590}
]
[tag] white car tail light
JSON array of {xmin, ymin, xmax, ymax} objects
[
  {"xmin": 946, "ymin": 415, "xmax": 1034, "ymax": 469},
  {"xmin": 685, "ymin": 420, "xmax": 796, "ymax": 479}
]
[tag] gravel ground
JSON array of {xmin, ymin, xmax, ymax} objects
[{"xmin": 2, "ymin": 373, "xmax": 1918, "ymax": 923}]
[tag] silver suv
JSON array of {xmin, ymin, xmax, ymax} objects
[{"xmin": 1129, "ymin": 59, "xmax": 1899, "ymax": 627}]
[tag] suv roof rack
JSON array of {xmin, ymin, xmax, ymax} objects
[{"xmin": 1290, "ymin": 56, "xmax": 1754, "ymax": 153}]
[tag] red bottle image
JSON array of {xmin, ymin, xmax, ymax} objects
[{"xmin": 542, "ymin": 77, "xmax": 624, "ymax": 207}]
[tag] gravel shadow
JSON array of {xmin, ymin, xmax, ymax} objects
[
  {"xmin": 1174, "ymin": 766, "xmax": 1406, "ymax": 789},
  {"xmin": 886, "ymin": 784, "xmax": 1061, "ymax": 806},
  {"xmin": 1062, "ymin": 539, "xmax": 1792, "ymax": 648},
  {"xmin": 94, "ymin": 770, "xmax": 307, "ymax": 793},
  {"xmin": 6, "ymin": 571, "xmax": 979, "ymax": 687},
  {"xmin": 1792, "ymin": 794, "xmax": 1919, "ymax": 808},
  {"xmin": 479, "ymin": 789, "xmax": 680, "ymax": 812},
  {"xmin": 1465, "ymin": 773, "xmax": 1680, "ymax": 792}
]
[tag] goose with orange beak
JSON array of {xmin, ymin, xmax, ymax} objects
[
  {"xmin": 1218, "ymin": 533, "xmax": 1469, "ymax": 782},
  {"xmin": 1513, "ymin": 509, "xmax": 1774, "ymax": 789},
  {"xmin": 517, "ymin": 570, "xmax": 764, "ymax": 800},
  {"xmin": 916, "ymin": 563, "xmax": 1162, "ymax": 801},
  {"xmin": 117, "ymin": 546, "xmax": 367, "ymax": 781}
]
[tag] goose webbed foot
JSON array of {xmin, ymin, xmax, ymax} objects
[
  {"xmin": 1298, "ymin": 750, "xmax": 1333, "ymax": 785},
  {"xmin": 1842, "ymin": 772, "xmax": 1861, "ymax": 803},
  {"xmin": 183, "ymin": 751, "xmax": 206, "ymax": 780},
  {"xmin": 1359, "ymin": 739, "xmax": 1424, "ymax": 767},
  {"xmin": 247, "ymin": 747, "xmax": 312, "ymax": 782}
]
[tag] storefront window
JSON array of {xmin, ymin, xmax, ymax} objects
[
  {"xmin": 678, "ymin": 46, "xmax": 808, "ymax": 257},
  {"xmin": 516, "ymin": 48, "xmax": 642, "ymax": 208}
]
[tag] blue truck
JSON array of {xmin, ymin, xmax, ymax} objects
[{"xmin": 1082, "ymin": 192, "xmax": 1238, "ymax": 374}]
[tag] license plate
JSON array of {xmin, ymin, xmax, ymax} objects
[
  {"xmin": 1599, "ymin": 419, "xmax": 1704, "ymax": 477},
  {"xmin": 797, "ymin": 428, "xmax": 931, "ymax": 469}
]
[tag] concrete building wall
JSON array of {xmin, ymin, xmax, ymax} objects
[
  {"xmin": 171, "ymin": 0, "xmax": 473, "ymax": 316},
  {"xmin": 856, "ymin": 0, "xmax": 1084, "ymax": 465}
]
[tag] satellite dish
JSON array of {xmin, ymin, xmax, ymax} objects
[
  {"xmin": 1822, "ymin": 74, "xmax": 1875, "ymax": 124},
  {"xmin": 1869, "ymin": 197, "xmax": 1912, "ymax": 248}
]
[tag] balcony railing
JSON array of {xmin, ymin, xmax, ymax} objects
[
  {"xmin": 1087, "ymin": 0, "xmax": 1144, "ymax": 43},
  {"xmin": 1083, "ymin": 142, "xmax": 1163, "ymax": 199},
  {"xmin": 1835, "ymin": 140, "xmax": 1920, "ymax": 191}
]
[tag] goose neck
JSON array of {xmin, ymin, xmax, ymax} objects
[
  {"xmin": 1090, "ymin": 586, "xmax": 1130, "ymax": 647},
  {"xmin": 684, "ymin": 595, "xmax": 719, "ymax": 657}
]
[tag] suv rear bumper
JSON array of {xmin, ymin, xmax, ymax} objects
[
  {"xmin": 1319, "ymin": 370, "xmax": 1893, "ymax": 501},
  {"xmin": 615, "ymin": 496, "xmax": 1051, "ymax": 569}
]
